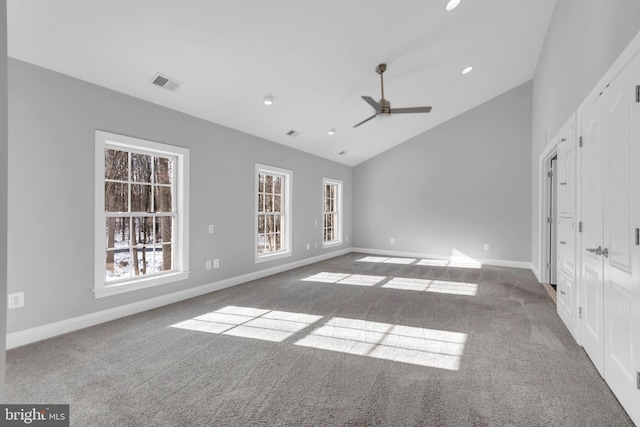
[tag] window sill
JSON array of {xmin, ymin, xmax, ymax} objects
[
  {"xmin": 255, "ymin": 251, "xmax": 292, "ymax": 264},
  {"xmin": 94, "ymin": 271, "xmax": 190, "ymax": 298},
  {"xmin": 322, "ymin": 241, "xmax": 343, "ymax": 249}
]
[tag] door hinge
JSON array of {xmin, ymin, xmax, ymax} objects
[
  {"xmin": 579, "ymin": 136, "xmax": 583, "ymax": 147},
  {"xmin": 637, "ymin": 372, "xmax": 640, "ymax": 389},
  {"xmin": 579, "ymin": 307, "xmax": 582, "ymax": 319},
  {"xmin": 546, "ymin": 262, "xmax": 552, "ymax": 270},
  {"xmin": 547, "ymin": 170, "xmax": 553, "ymax": 178},
  {"xmin": 579, "ymin": 221, "xmax": 583, "ymax": 233},
  {"xmin": 547, "ymin": 217, "xmax": 553, "ymax": 224},
  {"xmin": 636, "ymin": 228, "xmax": 639, "ymax": 246},
  {"xmin": 636, "ymin": 85, "xmax": 640, "ymax": 103}
]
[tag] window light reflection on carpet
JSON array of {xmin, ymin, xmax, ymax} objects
[
  {"xmin": 295, "ymin": 317, "xmax": 467, "ymax": 371},
  {"xmin": 383, "ymin": 278, "xmax": 478, "ymax": 296},
  {"xmin": 301, "ymin": 272, "xmax": 386, "ymax": 286},
  {"xmin": 170, "ymin": 305, "xmax": 322, "ymax": 342}
]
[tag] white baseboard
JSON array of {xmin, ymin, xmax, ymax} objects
[
  {"xmin": 351, "ymin": 247, "xmax": 536, "ymax": 272},
  {"xmin": 530, "ymin": 264, "xmax": 542, "ymax": 283},
  {"xmin": 6, "ymin": 248, "xmax": 351, "ymax": 350},
  {"xmin": 6, "ymin": 246, "xmax": 539, "ymax": 349}
]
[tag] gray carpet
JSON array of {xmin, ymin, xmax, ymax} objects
[{"xmin": 5, "ymin": 253, "xmax": 634, "ymax": 426}]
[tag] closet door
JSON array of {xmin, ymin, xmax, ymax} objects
[
  {"xmin": 557, "ymin": 269, "xmax": 574, "ymax": 330},
  {"xmin": 601, "ymin": 64, "xmax": 640, "ymax": 421},
  {"xmin": 580, "ymin": 54, "xmax": 640, "ymax": 423},
  {"xmin": 580, "ymin": 95, "xmax": 605, "ymax": 375}
]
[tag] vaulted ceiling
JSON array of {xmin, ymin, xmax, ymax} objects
[{"xmin": 7, "ymin": 0, "xmax": 556, "ymax": 166}]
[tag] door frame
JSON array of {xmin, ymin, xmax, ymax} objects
[
  {"xmin": 549, "ymin": 154, "xmax": 558, "ymax": 286},
  {"xmin": 538, "ymin": 141, "xmax": 558, "ymax": 286}
]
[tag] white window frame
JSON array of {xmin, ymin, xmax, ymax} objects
[
  {"xmin": 94, "ymin": 130, "xmax": 190, "ymax": 298},
  {"xmin": 255, "ymin": 163, "xmax": 292, "ymax": 263},
  {"xmin": 322, "ymin": 177, "xmax": 343, "ymax": 247}
]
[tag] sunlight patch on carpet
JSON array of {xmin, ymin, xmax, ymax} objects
[
  {"xmin": 356, "ymin": 254, "xmax": 482, "ymax": 269},
  {"xmin": 302, "ymin": 272, "xmax": 386, "ymax": 286},
  {"xmin": 170, "ymin": 306, "xmax": 322, "ymax": 342},
  {"xmin": 295, "ymin": 317, "xmax": 467, "ymax": 370},
  {"xmin": 382, "ymin": 278, "xmax": 478, "ymax": 296},
  {"xmin": 357, "ymin": 256, "xmax": 417, "ymax": 265}
]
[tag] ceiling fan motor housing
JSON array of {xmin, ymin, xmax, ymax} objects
[{"xmin": 379, "ymin": 98, "xmax": 390, "ymax": 114}]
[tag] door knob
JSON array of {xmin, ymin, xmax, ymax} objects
[
  {"xmin": 602, "ymin": 247, "xmax": 609, "ymax": 258},
  {"xmin": 586, "ymin": 246, "xmax": 603, "ymax": 255}
]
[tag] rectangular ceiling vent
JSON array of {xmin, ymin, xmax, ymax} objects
[
  {"xmin": 151, "ymin": 73, "xmax": 182, "ymax": 91},
  {"xmin": 286, "ymin": 129, "xmax": 302, "ymax": 137}
]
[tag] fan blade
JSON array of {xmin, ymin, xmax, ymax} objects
[
  {"xmin": 390, "ymin": 106, "xmax": 432, "ymax": 114},
  {"xmin": 361, "ymin": 96, "xmax": 380, "ymax": 110},
  {"xmin": 353, "ymin": 113, "xmax": 378, "ymax": 128}
]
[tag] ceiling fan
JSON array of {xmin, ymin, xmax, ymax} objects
[{"xmin": 353, "ymin": 63, "xmax": 432, "ymax": 128}]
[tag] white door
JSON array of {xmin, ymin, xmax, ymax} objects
[
  {"xmin": 580, "ymin": 94, "xmax": 605, "ymax": 375},
  {"xmin": 557, "ymin": 269, "xmax": 574, "ymax": 332},
  {"xmin": 601, "ymin": 62, "xmax": 640, "ymax": 422}
]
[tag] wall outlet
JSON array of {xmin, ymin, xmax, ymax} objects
[
  {"xmin": 390, "ymin": 238, "xmax": 395, "ymax": 244},
  {"xmin": 306, "ymin": 243, "xmax": 310, "ymax": 250},
  {"xmin": 205, "ymin": 260, "xmax": 212, "ymax": 270},
  {"xmin": 213, "ymin": 259, "xmax": 220, "ymax": 269},
  {"xmin": 8, "ymin": 292, "xmax": 24, "ymax": 309},
  {"xmin": 346, "ymin": 236, "xmax": 349, "ymax": 242},
  {"xmin": 483, "ymin": 243, "xmax": 490, "ymax": 251},
  {"xmin": 209, "ymin": 225, "xmax": 214, "ymax": 234},
  {"xmin": 314, "ymin": 220, "xmax": 318, "ymax": 226}
]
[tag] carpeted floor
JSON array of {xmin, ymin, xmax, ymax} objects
[{"xmin": 5, "ymin": 253, "xmax": 634, "ymax": 426}]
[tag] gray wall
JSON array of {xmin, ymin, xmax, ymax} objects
[
  {"xmin": 531, "ymin": 0, "xmax": 640, "ymax": 273},
  {"xmin": 353, "ymin": 82, "xmax": 532, "ymax": 263},
  {"xmin": 1, "ymin": 0, "xmax": 7, "ymax": 399},
  {"xmin": 7, "ymin": 58, "xmax": 352, "ymax": 334}
]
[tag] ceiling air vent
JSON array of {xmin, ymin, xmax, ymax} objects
[
  {"xmin": 285, "ymin": 129, "xmax": 302, "ymax": 137},
  {"xmin": 150, "ymin": 73, "xmax": 182, "ymax": 91}
]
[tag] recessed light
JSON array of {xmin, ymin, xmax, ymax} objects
[
  {"xmin": 462, "ymin": 66, "xmax": 473, "ymax": 75},
  {"xmin": 263, "ymin": 96, "xmax": 273, "ymax": 105},
  {"xmin": 328, "ymin": 129, "xmax": 336, "ymax": 135},
  {"xmin": 445, "ymin": 0, "xmax": 461, "ymax": 11}
]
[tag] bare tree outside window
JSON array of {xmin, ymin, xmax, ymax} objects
[
  {"xmin": 104, "ymin": 148, "xmax": 175, "ymax": 281},
  {"xmin": 323, "ymin": 179, "xmax": 342, "ymax": 245},
  {"xmin": 257, "ymin": 172, "xmax": 284, "ymax": 254}
]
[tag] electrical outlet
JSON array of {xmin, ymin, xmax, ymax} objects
[
  {"xmin": 306, "ymin": 243, "xmax": 310, "ymax": 250},
  {"xmin": 209, "ymin": 225, "xmax": 214, "ymax": 234},
  {"xmin": 390, "ymin": 238, "xmax": 395, "ymax": 244},
  {"xmin": 346, "ymin": 236, "xmax": 349, "ymax": 242},
  {"xmin": 8, "ymin": 292, "xmax": 24, "ymax": 309},
  {"xmin": 483, "ymin": 243, "xmax": 490, "ymax": 251},
  {"xmin": 314, "ymin": 220, "xmax": 318, "ymax": 226},
  {"xmin": 213, "ymin": 259, "xmax": 220, "ymax": 269},
  {"xmin": 206, "ymin": 260, "xmax": 212, "ymax": 270}
]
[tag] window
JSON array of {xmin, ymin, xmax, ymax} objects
[
  {"xmin": 323, "ymin": 178, "xmax": 342, "ymax": 246},
  {"xmin": 95, "ymin": 131, "xmax": 189, "ymax": 298},
  {"xmin": 256, "ymin": 164, "xmax": 292, "ymax": 262}
]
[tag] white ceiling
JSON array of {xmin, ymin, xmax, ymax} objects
[{"xmin": 7, "ymin": 0, "xmax": 556, "ymax": 166}]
